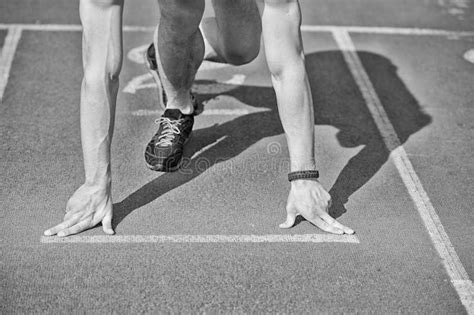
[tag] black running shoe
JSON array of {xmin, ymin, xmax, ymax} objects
[
  {"xmin": 144, "ymin": 42, "xmax": 198, "ymax": 171},
  {"xmin": 145, "ymin": 103, "xmax": 196, "ymax": 172}
]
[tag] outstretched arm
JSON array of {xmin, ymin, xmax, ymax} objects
[
  {"xmin": 44, "ymin": 0, "xmax": 124, "ymax": 237},
  {"xmin": 258, "ymin": 0, "xmax": 354, "ymax": 234}
]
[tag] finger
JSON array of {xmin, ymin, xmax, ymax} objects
[
  {"xmin": 43, "ymin": 214, "xmax": 81, "ymax": 236},
  {"xmin": 319, "ymin": 213, "xmax": 355, "ymax": 235},
  {"xmin": 101, "ymin": 213, "xmax": 115, "ymax": 235},
  {"xmin": 331, "ymin": 221, "xmax": 355, "ymax": 235},
  {"xmin": 57, "ymin": 219, "xmax": 93, "ymax": 237},
  {"xmin": 308, "ymin": 216, "xmax": 344, "ymax": 234},
  {"xmin": 279, "ymin": 209, "xmax": 298, "ymax": 229}
]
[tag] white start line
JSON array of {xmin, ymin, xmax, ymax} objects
[{"xmin": 40, "ymin": 234, "xmax": 360, "ymax": 244}]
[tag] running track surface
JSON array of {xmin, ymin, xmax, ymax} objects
[{"xmin": 1, "ymin": 0, "xmax": 473, "ymax": 313}]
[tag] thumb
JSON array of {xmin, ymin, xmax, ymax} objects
[
  {"xmin": 102, "ymin": 213, "xmax": 115, "ymax": 235},
  {"xmin": 279, "ymin": 208, "xmax": 298, "ymax": 229}
]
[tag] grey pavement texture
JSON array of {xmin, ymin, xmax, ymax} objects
[{"xmin": 1, "ymin": 0, "xmax": 473, "ymax": 313}]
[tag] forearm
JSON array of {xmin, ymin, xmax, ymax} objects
[
  {"xmin": 261, "ymin": 0, "xmax": 316, "ymax": 171},
  {"xmin": 80, "ymin": 77, "xmax": 118, "ymax": 187},
  {"xmin": 79, "ymin": 0, "xmax": 123, "ymax": 187},
  {"xmin": 272, "ymin": 68, "xmax": 316, "ymax": 172}
]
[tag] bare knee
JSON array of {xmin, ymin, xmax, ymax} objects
[
  {"xmin": 82, "ymin": 38, "xmax": 122, "ymax": 83},
  {"xmin": 221, "ymin": 45, "xmax": 260, "ymax": 65},
  {"xmin": 83, "ymin": 62, "xmax": 121, "ymax": 87},
  {"xmin": 267, "ymin": 55, "xmax": 306, "ymax": 82},
  {"xmin": 80, "ymin": 0, "xmax": 123, "ymax": 82},
  {"xmin": 210, "ymin": 0, "xmax": 261, "ymax": 65}
]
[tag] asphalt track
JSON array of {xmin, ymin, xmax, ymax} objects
[{"xmin": 1, "ymin": 0, "xmax": 473, "ymax": 313}]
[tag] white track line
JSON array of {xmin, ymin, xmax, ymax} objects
[
  {"xmin": 130, "ymin": 109, "xmax": 253, "ymax": 116},
  {"xmin": 302, "ymin": 25, "xmax": 474, "ymax": 37},
  {"xmin": 0, "ymin": 26, "xmax": 22, "ymax": 102},
  {"xmin": 0, "ymin": 24, "xmax": 153, "ymax": 32},
  {"xmin": 41, "ymin": 234, "xmax": 360, "ymax": 244},
  {"xmin": 190, "ymin": 135, "xmax": 227, "ymax": 160},
  {"xmin": 332, "ymin": 29, "xmax": 473, "ymax": 314},
  {"xmin": 1, "ymin": 23, "xmax": 473, "ymax": 37}
]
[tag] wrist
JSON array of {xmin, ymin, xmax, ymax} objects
[
  {"xmin": 84, "ymin": 162, "xmax": 112, "ymax": 188},
  {"xmin": 290, "ymin": 160, "xmax": 317, "ymax": 172},
  {"xmin": 84, "ymin": 174, "xmax": 111, "ymax": 189}
]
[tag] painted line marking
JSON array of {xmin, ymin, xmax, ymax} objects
[
  {"xmin": 332, "ymin": 29, "xmax": 473, "ymax": 314},
  {"xmin": 129, "ymin": 109, "xmax": 253, "ymax": 116},
  {"xmin": 127, "ymin": 44, "xmax": 148, "ymax": 64},
  {"xmin": 0, "ymin": 24, "xmax": 152, "ymax": 32},
  {"xmin": 41, "ymin": 234, "xmax": 360, "ymax": 244},
  {"xmin": 123, "ymin": 73, "xmax": 154, "ymax": 94},
  {"xmin": 302, "ymin": 25, "xmax": 474, "ymax": 37},
  {"xmin": 223, "ymin": 74, "xmax": 246, "ymax": 85},
  {"xmin": 0, "ymin": 23, "xmax": 473, "ymax": 37},
  {"xmin": 122, "ymin": 72, "xmax": 246, "ymax": 95},
  {"xmin": 464, "ymin": 49, "xmax": 474, "ymax": 64},
  {"xmin": 123, "ymin": 44, "xmax": 245, "ymax": 95},
  {"xmin": 0, "ymin": 26, "xmax": 22, "ymax": 102},
  {"xmin": 190, "ymin": 135, "xmax": 227, "ymax": 160},
  {"xmin": 126, "ymin": 44, "xmax": 230, "ymax": 70}
]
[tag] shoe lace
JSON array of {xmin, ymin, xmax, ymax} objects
[{"xmin": 154, "ymin": 117, "xmax": 183, "ymax": 146}]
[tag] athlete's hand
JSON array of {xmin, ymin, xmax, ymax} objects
[
  {"xmin": 43, "ymin": 184, "xmax": 114, "ymax": 237},
  {"xmin": 280, "ymin": 180, "xmax": 355, "ymax": 234}
]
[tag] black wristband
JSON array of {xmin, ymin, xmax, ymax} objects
[{"xmin": 288, "ymin": 170, "xmax": 319, "ymax": 182}]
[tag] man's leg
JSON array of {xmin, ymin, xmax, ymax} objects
[
  {"xmin": 152, "ymin": 0, "xmax": 261, "ymax": 109},
  {"xmin": 144, "ymin": 0, "xmax": 261, "ymax": 172},
  {"xmin": 44, "ymin": 0, "xmax": 124, "ymax": 237},
  {"xmin": 201, "ymin": 0, "xmax": 261, "ymax": 65},
  {"xmin": 144, "ymin": 0, "xmax": 205, "ymax": 172},
  {"xmin": 153, "ymin": 0, "xmax": 260, "ymax": 110},
  {"xmin": 154, "ymin": 0, "xmax": 205, "ymax": 114}
]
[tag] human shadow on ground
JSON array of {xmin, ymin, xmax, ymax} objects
[{"xmin": 112, "ymin": 51, "xmax": 431, "ymax": 228}]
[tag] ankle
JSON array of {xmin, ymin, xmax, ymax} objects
[
  {"xmin": 166, "ymin": 95, "xmax": 194, "ymax": 114},
  {"xmin": 166, "ymin": 104, "xmax": 194, "ymax": 115}
]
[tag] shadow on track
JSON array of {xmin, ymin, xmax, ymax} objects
[{"xmin": 112, "ymin": 51, "xmax": 431, "ymax": 228}]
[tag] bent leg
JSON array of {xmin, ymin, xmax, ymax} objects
[
  {"xmin": 201, "ymin": 0, "xmax": 261, "ymax": 65},
  {"xmin": 154, "ymin": 0, "xmax": 205, "ymax": 114},
  {"xmin": 44, "ymin": 0, "xmax": 124, "ymax": 237}
]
